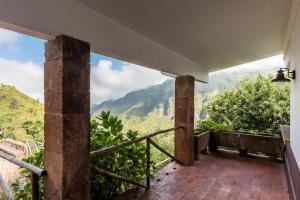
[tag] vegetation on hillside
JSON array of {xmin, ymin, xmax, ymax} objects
[
  {"xmin": 92, "ymin": 80, "xmax": 175, "ymax": 117},
  {"xmin": 196, "ymin": 76, "xmax": 290, "ymax": 134},
  {"xmin": 0, "ymin": 84, "xmax": 43, "ymax": 141}
]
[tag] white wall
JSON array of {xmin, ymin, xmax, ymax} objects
[{"xmin": 285, "ymin": 0, "xmax": 300, "ymax": 166}]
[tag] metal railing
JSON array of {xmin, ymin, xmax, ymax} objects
[
  {"xmin": 0, "ymin": 151, "xmax": 46, "ymax": 200},
  {"xmin": 0, "ymin": 126, "xmax": 183, "ymax": 199},
  {"xmin": 90, "ymin": 126, "xmax": 184, "ymax": 189}
]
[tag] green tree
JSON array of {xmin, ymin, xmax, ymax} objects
[
  {"xmin": 21, "ymin": 120, "xmax": 44, "ymax": 141},
  {"xmin": 197, "ymin": 75, "xmax": 290, "ymax": 134},
  {"xmin": 9, "ymin": 98, "xmax": 19, "ymax": 109},
  {"xmin": 11, "ymin": 149, "xmax": 44, "ymax": 200},
  {"xmin": 90, "ymin": 111, "xmax": 147, "ymax": 199},
  {"xmin": 0, "ymin": 117, "xmax": 15, "ymax": 139}
]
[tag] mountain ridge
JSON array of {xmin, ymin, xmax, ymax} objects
[{"xmin": 92, "ymin": 65, "xmax": 278, "ymax": 120}]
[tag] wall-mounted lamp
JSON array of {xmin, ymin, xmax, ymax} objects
[{"xmin": 271, "ymin": 68, "xmax": 296, "ymax": 82}]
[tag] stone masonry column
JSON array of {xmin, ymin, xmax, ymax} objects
[
  {"xmin": 175, "ymin": 75, "xmax": 195, "ymax": 165},
  {"xmin": 44, "ymin": 35, "xmax": 90, "ymax": 199}
]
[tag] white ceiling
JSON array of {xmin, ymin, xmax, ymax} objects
[{"xmin": 0, "ymin": 0, "xmax": 292, "ymax": 81}]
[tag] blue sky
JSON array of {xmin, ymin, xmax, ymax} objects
[
  {"xmin": 0, "ymin": 28, "xmax": 168, "ymax": 103},
  {"xmin": 0, "ymin": 32, "xmax": 125, "ymax": 70},
  {"xmin": 0, "ymin": 28, "xmax": 283, "ymax": 104}
]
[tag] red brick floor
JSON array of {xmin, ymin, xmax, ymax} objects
[{"xmin": 118, "ymin": 152, "xmax": 289, "ymax": 200}]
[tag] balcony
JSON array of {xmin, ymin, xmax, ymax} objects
[
  {"xmin": 0, "ymin": 34, "xmax": 294, "ymax": 200},
  {"xmin": 0, "ymin": 125, "xmax": 290, "ymax": 200},
  {"xmin": 120, "ymin": 152, "xmax": 288, "ymax": 200},
  {"xmin": 89, "ymin": 127, "xmax": 288, "ymax": 200}
]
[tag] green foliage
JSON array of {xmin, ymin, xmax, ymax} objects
[
  {"xmin": 149, "ymin": 133, "xmax": 174, "ymax": 171},
  {"xmin": 117, "ymin": 113, "xmax": 175, "ymax": 171},
  {"xmin": 0, "ymin": 84, "xmax": 43, "ymax": 141},
  {"xmin": 9, "ymin": 98, "xmax": 19, "ymax": 109},
  {"xmin": 90, "ymin": 111, "xmax": 147, "ymax": 199},
  {"xmin": 197, "ymin": 76, "xmax": 290, "ymax": 134},
  {"xmin": 0, "ymin": 118, "xmax": 15, "ymax": 139},
  {"xmin": 21, "ymin": 120, "xmax": 44, "ymax": 141},
  {"xmin": 196, "ymin": 118, "xmax": 233, "ymax": 133},
  {"xmin": 12, "ymin": 149, "xmax": 44, "ymax": 200},
  {"xmin": 12, "ymin": 112, "xmax": 147, "ymax": 200}
]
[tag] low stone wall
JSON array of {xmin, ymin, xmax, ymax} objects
[
  {"xmin": 0, "ymin": 139, "xmax": 29, "ymax": 190},
  {"xmin": 194, "ymin": 131, "xmax": 210, "ymax": 160},
  {"xmin": 194, "ymin": 131, "xmax": 283, "ymax": 161},
  {"xmin": 0, "ymin": 139, "xmax": 29, "ymax": 157}
]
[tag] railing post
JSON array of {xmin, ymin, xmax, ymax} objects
[
  {"xmin": 31, "ymin": 172, "xmax": 39, "ymax": 200},
  {"xmin": 146, "ymin": 138, "xmax": 150, "ymax": 189}
]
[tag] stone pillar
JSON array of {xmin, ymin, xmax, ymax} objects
[
  {"xmin": 44, "ymin": 35, "xmax": 90, "ymax": 200},
  {"xmin": 175, "ymin": 75, "xmax": 195, "ymax": 165}
]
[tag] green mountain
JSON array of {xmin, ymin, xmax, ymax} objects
[
  {"xmin": 0, "ymin": 84, "xmax": 43, "ymax": 141},
  {"xmin": 92, "ymin": 65, "xmax": 278, "ymax": 132},
  {"xmin": 93, "ymin": 66, "xmax": 278, "ymax": 117},
  {"xmin": 92, "ymin": 80, "xmax": 174, "ymax": 117}
]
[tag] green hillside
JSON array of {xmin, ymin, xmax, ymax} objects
[
  {"xmin": 92, "ymin": 80, "xmax": 174, "ymax": 117},
  {"xmin": 92, "ymin": 65, "xmax": 278, "ymax": 132},
  {"xmin": 0, "ymin": 65, "xmax": 278, "ymax": 140},
  {"xmin": 0, "ymin": 84, "xmax": 43, "ymax": 141}
]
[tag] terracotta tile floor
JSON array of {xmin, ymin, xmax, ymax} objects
[{"xmin": 119, "ymin": 152, "xmax": 289, "ymax": 200}]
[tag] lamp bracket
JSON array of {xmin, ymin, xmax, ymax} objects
[{"xmin": 280, "ymin": 68, "xmax": 296, "ymax": 79}]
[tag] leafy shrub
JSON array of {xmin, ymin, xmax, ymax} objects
[
  {"xmin": 9, "ymin": 99, "xmax": 19, "ymax": 109},
  {"xmin": 11, "ymin": 149, "xmax": 44, "ymax": 200},
  {"xmin": 12, "ymin": 111, "xmax": 147, "ymax": 200},
  {"xmin": 90, "ymin": 111, "xmax": 147, "ymax": 199},
  {"xmin": 197, "ymin": 76, "xmax": 290, "ymax": 134},
  {"xmin": 0, "ymin": 118, "xmax": 15, "ymax": 139},
  {"xmin": 196, "ymin": 118, "xmax": 233, "ymax": 133},
  {"xmin": 21, "ymin": 120, "xmax": 44, "ymax": 141}
]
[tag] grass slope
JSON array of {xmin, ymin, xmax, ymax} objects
[
  {"xmin": 0, "ymin": 84, "xmax": 43, "ymax": 141},
  {"xmin": 93, "ymin": 79, "xmax": 174, "ymax": 118}
]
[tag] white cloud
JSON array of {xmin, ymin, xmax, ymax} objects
[
  {"xmin": 0, "ymin": 57, "xmax": 168, "ymax": 104},
  {"xmin": 0, "ymin": 28, "xmax": 20, "ymax": 51},
  {"xmin": 91, "ymin": 60, "xmax": 168, "ymax": 104},
  {"xmin": 0, "ymin": 58, "xmax": 44, "ymax": 101},
  {"xmin": 212, "ymin": 54, "xmax": 284, "ymax": 74},
  {"xmin": 0, "ymin": 54, "xmax": 284, "ymax": 105}
]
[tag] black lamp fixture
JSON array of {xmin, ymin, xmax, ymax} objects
[{"xmin": 271, "ymin": 68, "xmax": 296, "ymax": 82}]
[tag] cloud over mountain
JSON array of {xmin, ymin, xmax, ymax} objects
[
  {"xmin": 91, "ymin": 60, "xmax": 168, "ymax": 104},
  {"xmin": 0, "ymin": 57, "xmax": 168, "ymax": 104},
  {"xmin": 0, "ymin": 58, "xmax": 43, "ymax": 101}
]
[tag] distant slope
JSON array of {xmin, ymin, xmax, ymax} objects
[
  {"xmin": 0, "ymin": 84, "xmax": 43, "ymax": 141},
  {"xmin": 93, "ymin": 80, "xmax": 175, "ymax": 118},
  {"xmin": 92, "ymin": 65, "xmax": 278, "ymax": 122}
]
